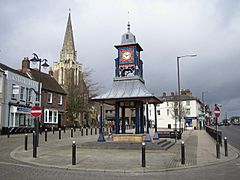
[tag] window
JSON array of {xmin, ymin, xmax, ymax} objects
[
  {"xmin": 167, "ymin": 102, "xmax": 169, "ymax": 106},
  {"xmin": 167, "ymin": 109, "xmax": 169, "ymax": 116},
  {"xmin": 20, "ymin": 87, "xmax": 25, "ymax": 100},
  {"xmin": 126, "ymin": 34, "xmax": 129, "ymax": 39},
  {"xmin": 186, "ymin": 101, "xmax": 190, "ymax": 106},
  {"xmin": 48, "ymin": 93, "xmax": 52, "ymax": 103},
  {"xmin": 11, "ymin": 84, "xmax": 18, "ymax": 99},
  {"xmin": 28, "ymin": 89, "xmax": 32, "ymax": 102},
  {"xmin": 186, "ymin": 109, "xmax": 191, "ymax": 115},
  {"xmin": 49, "ymin": 111, "xmax": 52, "ymax": 122},
  {"xmin": 58, "ymin": 95, "xmax": 62, "ymax": 105},
  {"xmin": 53, "ymin": 111, "xmax": 57, "ymax": 123},
  {"xmin": 157, "ymin": 110, "xmax": 160, "ymax": 116}
]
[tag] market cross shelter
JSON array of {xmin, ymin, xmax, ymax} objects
[{"xmin": 92, "ymin": 23, "xmax": 163, "ymax": 142}]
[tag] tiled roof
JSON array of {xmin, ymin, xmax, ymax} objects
[
  {"xmin": 0, "ymin": 63, "xmax": 29, "ymax": 78},
  {"xmin": 29, "ymin": 69, "xmax": 66, "ymax": 95}
]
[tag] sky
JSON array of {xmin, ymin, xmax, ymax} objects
[{"xmin": 0, "ymin": 0, "xmax": 240, "ymax": 119}]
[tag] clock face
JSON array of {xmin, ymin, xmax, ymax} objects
[{"xmin": 121, "ymin": 50, "xmax": 133, "ymax": 63}]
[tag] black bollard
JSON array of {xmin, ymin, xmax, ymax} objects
[
  {"xmin": 7, "ymin": 128, "xmax": 10, "ymax": 138},
  {"xmin": 81, "ymin": 128, "xmax": 83, "ymax": 136},
  {"xmin": 216, "ymin": 142, "xmax": 220, "ymax": 159},
  {"xmin": 25, "ymin": 134, "xmax": 28, "ymax": 151},
  {"xmin": 45, "ymin": 129, "xmax": 47, "ymax": 142},
  {"xmin": 224, "ymin": 137, "xmax": 228, "ymax": 157},
  {"xmin": 33, "ymin": 132, "xmax": 37, "ymax": 158},
  {"xmin": 74, "ymin": 125, "xmax": 76, "ymax": 132},
  {"xmin": 95, "ymin": 128, "xmax": 97, "ymax": 135},
  {"xmin": 71, "ymin": 128, "xmax": 73, "ymax": 138},
  {"xmin": 86, "ymin": 128, "xmax": 88, "ymax": 136},
  {"xmin": 142, "ymin": 142, "xmax": 146, "ymax": 167},
  {"xmin": 181, "ymin": 141, "xmax": 185, "ymax": 164},
  {"xmin": 59, "ymin": 128, "xmax": 61, "ymax": 140},
  {"xmin": 64, "ymin": 125, "xmax": 66, "ymax": 133},
  {"xmin": 90, "ymin": 128, "xmax": 92, "ymax": 135},
  {"xmin": 72, "ymin": 141, "xmax": 76, "ymax": 165}
]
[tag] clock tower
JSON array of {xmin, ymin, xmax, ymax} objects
[{"xmin": 114, "ymin": 22, "xmax": 143, "ymax": 79}]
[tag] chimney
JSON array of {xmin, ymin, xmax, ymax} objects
[
  {"xmin": 21, "ymin": 57, "xmax": 30, "ymax": 73},
  {"xmin": 49, "ymin": 67, "xmax": 53, "ymax": 76},
  {"xmin": 163, "ymin": 92, "xmax": 166, "ymax": 97}
]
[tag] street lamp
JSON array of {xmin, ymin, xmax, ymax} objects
[
  {"xmin": 177, "ymin": 54, "xmax": 197, "ymax": 134},
  {"xmin": 30, "ymin": 53, "xmax": 49, "ymax": 147},
  {"xmin": 201, "ymin": 91, "xmax": 208, "ymax": 128}
]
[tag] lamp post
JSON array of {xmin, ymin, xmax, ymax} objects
[
  {"xmin": 30, "ymin": 53, "xmax": 49, "ymax": 147},
  {"xmin": 201, "ymin": 91, "xmax": 208, "ymax": 128},
  {"xmin": 177, "ymin": 54, "xmax": 197, "ymax": 133}
]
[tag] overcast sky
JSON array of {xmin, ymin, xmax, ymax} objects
[{"xmin": 1, "ymin": 0, "xmax": 240, "ymax": 119}]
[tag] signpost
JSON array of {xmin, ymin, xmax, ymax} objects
[
  {"xmin": 31, "ymin": 106, "xmax": 42, "ymax": 117},
  {"xmin": 214, "ymin": 104, "xmax": 221, "ymax": 159}
]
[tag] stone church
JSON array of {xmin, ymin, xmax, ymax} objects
[{"xmin": 52, "ymin": 12, "xmax": 90, "ymax": 126}]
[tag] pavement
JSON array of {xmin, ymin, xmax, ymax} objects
[{"xmin": 10, "ymin": 128, "xmax": 240, "ymax": 173}]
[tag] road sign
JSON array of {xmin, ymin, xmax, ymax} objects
[
  {"xmin": 214, "ymin": 106, "xmax": 220, "ymax": 118},
  {"xmin": 31, "ymin": 106, "xmax": 42, "ymax": 117}
]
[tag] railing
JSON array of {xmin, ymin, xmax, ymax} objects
[{"xmin": 205, "ymin": 125, "xmax": 222, "ymax": 145}]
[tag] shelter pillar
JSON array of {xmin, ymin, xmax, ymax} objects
[
  {"xmin": 135, "ymin": 102, "xmax": 140, "ymax": 134},
  {"xmin": 98, "ymin": 104, "xmax": 105, "ymax": 142},
  {"xmin": 115, "ymin": 102, "xmax": 120, "ymax": 134},
  {"xmin": 145, "ymin": 102, "xmax": 151, "ymax": 142},
  {"xmin": 153, "ymin": 103, "xmax": 159, "ymax": 140},
  {"xmin": 121, "ymin": 107, "xmax": 126, "ymax": 134},
  {"xmin": 140, "ymin": 103, "xmax": 144, "ymax": 133}
]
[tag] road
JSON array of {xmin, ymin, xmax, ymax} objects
[
  {"xmin": 220, "ymin": 125, "xmax": 240, "ymax": 150},
  {"xmin": 0, "ymin": 131, "xmax": 240, "ymax": 180}
]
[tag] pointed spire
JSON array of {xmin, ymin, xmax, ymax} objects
[{"xmin": 61, "ymin": 11, "xmax": 75, "ymax": 58}]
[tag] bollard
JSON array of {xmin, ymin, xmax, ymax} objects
[
  {"xmin": 72, "ymin": 141, "xmax": 76, "ymax": 165},
  {"xmin": 7, "ymin": 128, "xmax": 10, "ymax": 138},
  {"xmin": 224, "ymin": 137, "xmax": 228, "ymax": 157},
  {"xmin": 95, "ymin": 128, "xmax": 97, "ymax": 135},
  {"xmin": 216, "ymin": 142, "xmax": 220, "ymax": 159},
  {"xmin": 81, "ymin": 128, "xmax": 83, "ymax": 136},
  {"xmin": 25, "ymin": 134, "xmax": 28, "ymax": 151},
  {"xmin": 45, "ymin": 129, "xmax": 47, "ymax": 142},
  {"xmin": 59, "ymin": 128, "xmax": 61, "ymax": 140},
  {"xmin": 52, "ymin": 127, "xmax": 54, "ymax": 134},
  {"xmin": 90, "ymin": 128, "xmax": 92, "ymax": 135},
  {"xmin": 71, "ymin": 128, "xmax": 73, "ymax": 138},
  {"xmin": 64, "ymin": 125, "xmax": 66, "ymax": 133},
  {"xmin": 86, "ymin": 128, "xmax": 88, "ymax": 136},
  {"xmin": 181, "ymin": 141, "xmax": 185, "ymax": 164},
  {"xmin": 33, "ymin": 132, "xmax": 37, "ymax": 158},
  {"xmin": 74, "ymin": 125, "xmax": 76, "ymax": 132},
  {"xmin": 142, "ymin": 142, "xmax": 146, "ymax": 167}
]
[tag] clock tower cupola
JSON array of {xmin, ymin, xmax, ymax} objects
[{"xmin": 114, "ymin": 22, "xmax": 143, "ymax": 79}]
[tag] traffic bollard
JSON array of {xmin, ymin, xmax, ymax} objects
[
  {"xmin": 81, "ymin": 128, "xmax": 83, "ymax": 136},
  {"xmin": 90, "ymin": 128, "xmax": 92, "ymax": 135},
  {"xmin": 59, "ymin": 128, "xmax": 61, "ymax": 140},
  {"xmin": 33, "ymin": 132, "xmax": 37, "ymax": 158},
  {"xmin": 72, "ymin": 141, "xmax": 76, "ymax": 165},
  {"xmin": 74, "ymin": 125, "xmax": 76, "ymax": 132},
  {"xmin": 142, "ymin": 142, "xmax": 146, "ymax": 167},
  {"xmin": 45, "ymin": 129, "xmax": 47, "ymax": 142},
  {"xmin": 71, "ymin": 128, "xmax": 73, "ymax": 138},
  {"xmin": 216, "ymin": 142, "xmax": 220, "ymax": 159},
  {"xmin": 95, "ymin": 128, "xmax": 97, "ymax": 135},
  {"xmin": 86, "ymin": 128, "xmax": 88, "ymax": 136},
  {"xmin": 64, "ymin": 125, "xmax": 66, "ymax": 133},
  {"xmin": 224, "ymin": 137, "xmax": 228, "ymax": 157},
  {"xmin": 25, "ymin": 134, "xmax": 28, "ymax": 151},
  {"xmin": 7, "ymin": 128, "xmax": 10, "ymax": 138},
  {"xmin": 181, "ymin": 141, "xmax": 185, "ymax": 164}
]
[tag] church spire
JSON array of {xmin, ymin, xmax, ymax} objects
[{"xmin": 61, "ymin": 11, "xmax": 76, "ymax": 62}]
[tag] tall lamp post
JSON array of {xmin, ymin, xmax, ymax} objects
[
  {"xmin": 201, "ymin": 91, "xmax": 208, "ymax": 128},
  {"xmin": 177, "ymin": 54, "xmax": 197, "ymax": 133},
  {"xmin": 30, "ymin": 53, "xmax": 49, "ymax": 147}
]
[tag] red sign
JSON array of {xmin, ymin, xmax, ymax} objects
[
  {"xmin": 31, "ymin": 106, "xmax": 42, "ymax": 117},
  {"xmin": 214, "ymin": 105, "xmax": 220, "ymax": 118}
]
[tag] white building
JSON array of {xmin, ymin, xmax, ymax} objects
[
  {"xmin": 0, "ymin": 63, "xmax": 40, "ymax": 134},
  {"xmin": 148, "ymin": 90, "xmax": 203, "ymax": 130}
]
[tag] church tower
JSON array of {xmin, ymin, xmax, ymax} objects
[{"xmin": 53, "ymin": 12, "xmax": 83, "ymax": 93}]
